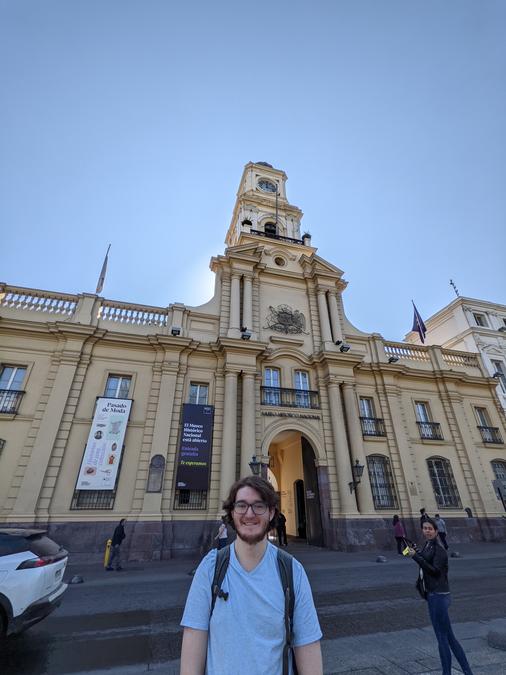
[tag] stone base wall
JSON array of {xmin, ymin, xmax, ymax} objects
[{"xmin": 2, "ymin": 515, "xmax": 504, "ymax": 562}]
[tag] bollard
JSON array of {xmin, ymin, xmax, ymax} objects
[{"xmin": 104, "ymin": 538, "xmax": 112, "ymax": 568}]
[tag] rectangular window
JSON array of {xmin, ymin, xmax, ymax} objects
[
  {"xmin": 475, "ymin": 406, "xmax": 491, "ymax": 427},
  {"xmin": 189, "ymin": 383, "xmax": 209, "ymax": 405},
  {"xmin": 473, "ymin": 312, "xmax": 488, "ymax": 327},
  {"xmin": 427, "ymin": 458, "xmax": 461, "ymax": 508},
  {"xmin": 0, "ymin": 366, "xmax": 27, "ymax": 414},
  {"xmin": 0, "ymin": 366, "xmax": 26, "ymax": 390},
  {"xmin": 359, "ymin": 397, "xmax": 375, "ymax": 418},
  {"xmin": 104, "ymin": 375, "xmax": 131, "ymax": 399},
  {"xmin": 415, "ymin": 401, "xmax": 431, "ymax": 423},
  {"xmin": 263, "ymin": 368, "xmax": 281, "ymax": 405},
  {"xmin": 294, "ymin": 371, "xmax": 310, "ymax": 408},
  {"xmin": 264, "ymin": 368, "xmax": 280, "ymax": 387},
  {"xmin": 491, "ymin": 360, "xmax": 506, "ymax": 394}
]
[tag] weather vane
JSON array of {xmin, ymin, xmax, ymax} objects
[{"xmin": 449, "ymin": 279, "xmax": 459, "ymax": 297}]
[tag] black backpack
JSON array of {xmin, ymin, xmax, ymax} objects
[{"xmin": 210, "ymin": 544, "xmax": 298, "ymax": 675}]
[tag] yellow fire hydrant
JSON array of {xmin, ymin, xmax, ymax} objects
[{"xmin": 103, "ymin": 538, "xmax": 112, "ymax": 568}]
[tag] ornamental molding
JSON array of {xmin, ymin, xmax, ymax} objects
[{"xmin": 264, "ymin": 305, "xmax": 308, "ymax": 335}]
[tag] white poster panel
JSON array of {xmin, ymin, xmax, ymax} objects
[{"xmin": 76, "ymin": 398, "xmax": 132, "ymax": 490}]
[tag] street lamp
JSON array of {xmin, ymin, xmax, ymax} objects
[
  {"xmin": 349, "ymin": 459, "xmax": 365, "ymax": 493},
  {"xmin": 249, "ymin": 455, "xmax": 268, "ymax": 478}
]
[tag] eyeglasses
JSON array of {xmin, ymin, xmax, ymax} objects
[{"xmin": 233, "ymin": 501, "xmax": 268, "ymax": 515}]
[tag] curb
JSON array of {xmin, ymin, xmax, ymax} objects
[{"xmin": 488, "ymin": 630, "xmax": 506, "ymax": 651}]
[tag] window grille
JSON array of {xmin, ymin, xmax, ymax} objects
[
  {"xmin": 71, "ymin": 490, "xmax": 115, "ymax": 510},
  {"xmin": 174, "ymin": 489, "xmax": 207, "ymax": 510},
  {"xmin": 427, "ymin": 457, "xmax": 461, "ymax": 508},
  {"xmin": 492, "ymin": 460, "xmax": 506, "ymax": 481},
  {"xmin": 366, "ymin": 455, "xmax": 398, "ymax": 509}
]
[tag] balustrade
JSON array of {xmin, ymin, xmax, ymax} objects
[
  {"xmin": 384, "ymin": 342, "xmax": 430, "ymax": 362},
  {"xmin": 261, "ymin": 386, "xmax": 320, "ymax": 409},
  {"xmin": 0, "ymin": 287, "xmax": 77, "ymax": 316},
  {"xmin": 98, "ymin": 302, "xmax": 168, "ymax": 327}
]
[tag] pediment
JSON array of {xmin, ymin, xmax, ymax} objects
[
  {"xmin": 225, "ymin": 243, "xmax": 264, "ymax": 259},
  {"xmin": 299, "ymin": 253, "xmax": 345, "ymax": 279}
]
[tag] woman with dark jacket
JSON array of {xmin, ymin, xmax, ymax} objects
[{"xmin": 406, "ymin": 517, "xmax": 474, "ymax": 675}]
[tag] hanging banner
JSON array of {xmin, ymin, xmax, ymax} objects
[
  {"xmin": 76, "ymin": 397, "xmax": 132, "ymax": 490},
  {"xmin": 175, "ymin": 404, "xmax": 214, "ymax": 491}
]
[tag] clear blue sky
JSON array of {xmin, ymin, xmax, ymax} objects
[{"xmin": 1, "ymin": 1, "xmax": 505, "ymax": 341}]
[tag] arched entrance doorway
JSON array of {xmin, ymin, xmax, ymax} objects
[{"xmin": 267, "ymin": 430, "xmax": 324, "ymax": 547}]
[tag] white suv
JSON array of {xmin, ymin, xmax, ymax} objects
[{"xmin": 0, "ymin": 529, "xmax": 68, "ymax": 636}]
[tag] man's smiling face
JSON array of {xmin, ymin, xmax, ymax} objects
[{"xmin": 232, "ymin": 485, "xmax": 275, "ymax": 545}]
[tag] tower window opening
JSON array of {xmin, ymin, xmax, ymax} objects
[
  {"xmin": 241, "ymin": 219, "xmax": 252, "ymax": 227},
  {"xmin": 264, "ymin": 222, "xmax": 277, "ymax": 237}
]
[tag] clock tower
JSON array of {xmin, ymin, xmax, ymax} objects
[{"xmin": 225, "ymin": 161, "xmax": 305, "ymax": 247}]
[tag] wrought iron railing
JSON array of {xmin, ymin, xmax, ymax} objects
[
  {"xmin": 261, "ymin": 387, "xmax": 320, "ymax": 409},
  {"xmin": 478, "ymin": 426, "xmax": 503, "ymax": 444},
  {"xmin": 417, "ymin": 421, "xmax": 444, "ymax": 441},
  {"xmin": 0, "ymin": 390, "xmax": 25, "ymax": 414},
  {"xmin": 250, "ymin": 229, "xmax": 303, "ymax": 245},
  {"xmin": 70, "ymin": 489, "xmax": 115, "ymax": 510},
  {"xmin": 360, "ymin": 417, "xmax": 386, "ymax": 437},
  {"xmin": 174, "ymin": 489, "xmax": 208, "ymax": 510}
]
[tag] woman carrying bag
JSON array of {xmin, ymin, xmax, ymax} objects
[{"xmin": 406, "ymin": 517, "xmax": 474, "ymax": 675}]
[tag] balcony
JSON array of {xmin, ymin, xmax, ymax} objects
[
  {"xmin": 478, "ymin": 426, "xmax": 503, "ymax": 444},
  {"xmin": 250, "ymin": 229, "xmax": 304, "ymax": 245},
  {"xmin": 261, "ymin": 387, "xmax": 320, "ymax": 409},
  {"xmin": 417, "ymin": 421, "xmax": 444, "ymax": 441},
  {"xmin": 0, "ymin": 389, "xmax": 25, "ymax": 415},
  {"xmin": 360, "ymin": 417, "xmax": 386, "ymax": 437}
]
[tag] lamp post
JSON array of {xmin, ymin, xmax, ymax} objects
[
  {"xmin": 349, "ymin": 458, "xmax": 365, "ymax": 493},
  {"xmin": 249, "ymin": 455, "xmax": 268, "ymax": 479}
]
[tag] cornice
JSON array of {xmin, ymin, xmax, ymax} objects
[{"xmin": 212, "ymin": 338, "xmax": 269, "ymax": 357}]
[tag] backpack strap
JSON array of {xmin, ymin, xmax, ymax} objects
[
  {"xmin": 210, "ymin": 544, "xmax": 231, "ymax": 618},
  {"xmin": 277, "ymin": 547, "xmax": 297, "ymax": 675}
]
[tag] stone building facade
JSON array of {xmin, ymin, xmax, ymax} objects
[{"xmin": 1, "ymin": 162, "xmax": 505, "ymax": 560}]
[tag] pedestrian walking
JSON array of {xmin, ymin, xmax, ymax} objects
[
  {"xmin": 420, "ymin": 507, "xmax": 430, "ymax": 528},
  {"xmin": 106, "ymin": 518, "xmax": 126, "ymax": 571},
  {"xmin": 276, "ymin": 510, "xmax": 288, "ymax": 546},
  {"xmin": 434, "ymin": 513, "xmax": 449, "ymax": 550},
  {"xmin": 406, "ymin": 517, "xmax": 474, "ymax": 675},
  {"xmin": 180, "ymin": 475, "xmax": 323, "ymax": 675},
  {"xmin": 392, "ymin": 514, "xmax": 406, "ymax": 554},
  {"xmin": 214, "ymin": 517, "xmax": 229, "ymax": 550}
]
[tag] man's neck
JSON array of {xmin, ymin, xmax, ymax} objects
[{"xmin": 234, "ymin": 537, "xmax": 268, "ymax": 572}]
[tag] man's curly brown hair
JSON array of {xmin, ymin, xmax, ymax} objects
[{"xmin": 222, "ymin": 475, "xmax": 279, "ymax": 531}]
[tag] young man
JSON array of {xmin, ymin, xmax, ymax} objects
[
  {"xmin": 180, "ymin": 476, "xmax": 323, "ymax": 675},
  {"xmin": 106, "ymin": 518, "xmax": 126, "ymax": 571},
  {"xmin": 434, "ymin": 514, "xmax": 449, "ymax": 549}
]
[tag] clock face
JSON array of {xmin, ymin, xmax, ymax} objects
[{"xmin": 258, "ymin": 179, "xmax": 277, "ymax": 193}]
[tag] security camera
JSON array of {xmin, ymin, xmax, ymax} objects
[
  {"xmin": 339, "ymin": 343, "xmax": 351, "ymax": 353},
  {"xmin": 171, "ymin": 327, "xmax": 181, "ymax": 336},
  {"xmin": 241, "ymin": 330, "xmax": 252, "ymax": 340},
  {"xmin": 388, "ymin": 356, "xmax": 399, "ymax": 363}
]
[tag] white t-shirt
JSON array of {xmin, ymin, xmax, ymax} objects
[{"xmin": 181, "ymin": 541, "xmax": 322, "ymax": 675}]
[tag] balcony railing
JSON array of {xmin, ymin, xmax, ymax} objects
[
  {"xmin": 478, "ymin": 426, "xmax": 503, "ymax": 444},
  {"xmin": 261, "ymin": 387, "xmax": 320, "ymax": 409},
  {"xmin": 360, "ymin": 417, "xmax": 386, "ymax": 437},
  {"xmin": 417, "ymin": 421, "xmax": 444, "ymax": 441},
  {"xmin": 0, "ymin": 390, "xmax": 25, "ymax": 414},
  {"xmin": 250, "ymin": 229, "xmax": 304, "ymax": 245}
]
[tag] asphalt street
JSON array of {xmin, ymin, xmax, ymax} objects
[{"xmin": 1, "ymin": 541, "xmax": 505, "ymax": 675}]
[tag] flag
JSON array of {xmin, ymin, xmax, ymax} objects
[
  {"xmin": 96, "ymin": 244, "xmax": 111, "ymax": 294},
  {"xmin": 412, "ymin": 301, "xmax": 427, "ymax": 344}
]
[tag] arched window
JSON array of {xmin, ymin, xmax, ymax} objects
[
  {"xmin": 427, "ymin": 457, "xmax": 461, "ymax": 508},
  {"xmin": 366, "ymin": 455, "xmax": 398, "ymax": 509},
  {"xmin": 492, "ymin": 460, "xmax": 506, "ymax": 481},
  {"xmin": 241, "ymin": 218, "xmax": 252, "ymax": 227},
  {"xmin": 264, "ymin": 222, "xmax": 277, "ymax": 237}
]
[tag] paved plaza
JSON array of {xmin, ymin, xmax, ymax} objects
[{"xmin": 1, "ymin": 540, "xmax": 505, "ymax": 674}]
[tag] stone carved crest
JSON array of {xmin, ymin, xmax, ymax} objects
[{"xmin": 265, "ymin": 305, "xmax": 307, "ymax": 334}]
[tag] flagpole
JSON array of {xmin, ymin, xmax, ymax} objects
[{"xmin": 95, "ymin": 244, "xmax": 111, "ymax": 295}]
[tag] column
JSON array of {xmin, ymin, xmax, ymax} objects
[
  {"xmin": 327, "ymin": 381, "xmax": 359, "ymax": 514},
  {"xmin": 317, "ymin": 287, "xmax": 333, "ymax": 347},
  {"xmin": 240, "ymin": 372, "xmax": 256, "ymax": 478},
  {"xmin": 342, "ymin": 383, "xmax": 376, "ymax": 514},
  {"xmin": 228, "ymin": 273, "xmax": 241, "ymax": 337},
  {"xmin": 220, "ymin": 371, "xmax": 238, "ymax": 503},
  {"xmin": 13, "ymin": 355, "xmax": 80, "ymax": 517},
  {"xmin": 242, "ymin": 274, "xmax": 253, "ymax": 332},
  {"xmin": 141, "ymin": 365, "xmax": 178, "ymax": 513},
  {"xmin": 328, "ymin": 291, "xmax": 343, "ymax": 344}
]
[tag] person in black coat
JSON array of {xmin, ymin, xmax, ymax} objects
[
  {"xmin": 406, "ymin": 517, "xmax": 473, "ymax": 675},
  {"xmin": 276, "ymin": 511, "xmax": 288, "ymax": 546},
  {"xmin": 106, "ymin": 518, "xmax": 126, "ymax": 571}
]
